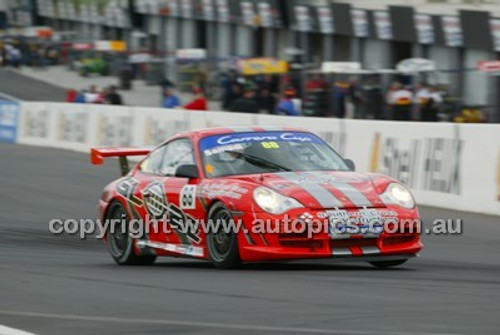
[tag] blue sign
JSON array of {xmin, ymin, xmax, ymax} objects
[
  {"xmin": 200, "ymin": 131, "xmax": 324, "ymax": 151},
  {"xmin": 0, "ymin": 100, "xmax": 20, "ymax": 143}
]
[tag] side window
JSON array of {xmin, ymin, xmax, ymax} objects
[
  {"xmin": 140, "ymin": 146, "xmax": 166, "ymax": 174},
  {"xmin": 159, "ymin": 139, "xmax": 195, "ymax": 176}
]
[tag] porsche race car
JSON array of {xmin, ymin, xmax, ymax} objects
[{"xmin": 91, "ymin": 127, "xmax": 422, "ymax": 269}]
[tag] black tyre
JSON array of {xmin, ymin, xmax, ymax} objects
[
  {"xmin": 106, "ymin": 202, "xmax": 156, "ymax": 266},
  {"xmin": 206, "ymin": 203, "xmax": 240, "ymax": 269},
  {"xmin": 369, "ymin": 259, "xmax": 408, "ymax": 269}
]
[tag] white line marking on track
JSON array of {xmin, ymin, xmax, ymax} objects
[
  {"xmin": 0, "ymin": 310, "xmax": 459, "ymax": 335},
  {"xmin": 0, "ymin": 325, "xmax": 38, "ymax": 335},
  {"xmin": 0, "ymin": 92, "xmax": 22, "ymax": 102}
]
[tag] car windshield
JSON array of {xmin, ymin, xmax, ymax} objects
[{"xmin": 199, "ymin": 131, "xmax": 349, "ymax": 177}]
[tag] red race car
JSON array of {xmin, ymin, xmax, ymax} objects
[{"xmin": 91, "ymin": 127, "xmax": 422, "ymax": 269}]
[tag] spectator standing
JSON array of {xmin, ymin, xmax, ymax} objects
[
  {"xmin": 66, "ymin": 89, "xmax": 77, "ymax": 103},
  {"xmin": 275, "ymin": 89, "xmax": 300, "ymax": 116},
  {"xmin": 415, "ymin": 84, "xmax": 431, "ymax": 120},
  {"xmin": 7, "ymin": 45, "xmax": 22, "ymax": 68},
  {"xmin": 84, "ymin": 85, "xmax": 101, "ymax": 103},
  {"xmin": 0, "ymin": 45, "xmax": 7, "ymax": 67},
  {"xmin": 363, "ymin": 76, "xmax": 384, "ymax": 119},
  {"xmin": 306, "ymin": 75, "xmax": 327, "ymax": 91},
  {"xmin": 257, "ymin": 75, "xmax": 279, "ymax": 96},
  {"xmin": 422, "ymin": 86, "xmax": 443, "ymax": 122},
  {"xmin": 222, "ymin": 83, "xmax": 242, "ymax": 110},
  {"xmin": 229, "ymin": 88, "xmax": 260, "ymax": 114},
  {"xmin": 387, "ymin": 83, "xmax": 413, "ymax": 121},
  {"xmin": 184, "ymin": 87, "xmax": 208, "ymax": 111},
  {"xmin": 162, "ymin": 87, "xmax": 181, "ymax": 108},
  {"xmin": 333, "ymin": 79, "xmax": 350, "ymax": 118},
  {"xmin": 350, "ymin": 79, "xmax": 365, "ymax": 119},
  {"xmin": 257, "ymin": 88, "xmax": 276, "ymax": 114},
  {"xmin": 106, "ymin": 86, "xmax": 123, "ymax": 105},
  {"xmin": 74, "ymin": 90, "xmax": 86, "ymax": 103}
]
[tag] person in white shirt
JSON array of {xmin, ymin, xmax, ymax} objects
[
  {"xmin": 84, "ymin": 85, "xmax": 101, "ymax": 103},
  {"xmin": 415, "ymin": 84, "xmax": 430, "ymax": 121},
  {"xmin": 421, "ymin": 86, "xmax": 443, "ymax": 121},
  {"xmin": 387, "ymin": 82, "xmax": 413, "ymax": 121},
  {"xmin": 415, "ymin": 84, "xmax": 430, "ymax": 105}
]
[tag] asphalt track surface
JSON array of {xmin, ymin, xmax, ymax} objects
[
  {"xmin": 0, "ymin": 69, "xmax": 66, "ymax": 102},
  {"xmin": 0, "ymin": 143, "xmax": 499, "ymax": 335}
]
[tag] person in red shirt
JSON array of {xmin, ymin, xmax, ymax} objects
[
  {"xmin": 66, "ymin": 89, "xmax": 77, "ymax": 103},
  {"xmin": 184, "ymin": 87, "xmax": 207, "ymax": 111}
]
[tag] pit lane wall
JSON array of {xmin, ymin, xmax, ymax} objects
[{"xmin": 10, "ymin": 102, "xmax": 500, "ymax": 216}]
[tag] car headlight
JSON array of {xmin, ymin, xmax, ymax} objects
[
  {"xmin": 380, "ymin": 183, "xmax": 415, "ymax": 209},
  {"xmin": 253, "ymin": 187, "xmax": 303, "ymax": 214}
]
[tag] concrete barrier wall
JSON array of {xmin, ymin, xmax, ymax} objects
[{"xmin": 11, "ymin": 101, "xmax": 500, "ymax": 216}]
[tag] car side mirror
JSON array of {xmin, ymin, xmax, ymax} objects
[
  {"xmin": 175, "ymin": 164, "xmax": 199, "ymax": 179},
  {"xmin": 344, "ymin": 159, "xmax": 356, "ymax": 171}
]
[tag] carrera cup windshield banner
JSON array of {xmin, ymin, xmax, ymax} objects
[{"xmin": 199, "ymin": 131, "xmax": 325, "ymax": 152}]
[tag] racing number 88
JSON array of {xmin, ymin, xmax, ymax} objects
[{"xmin": 261, "ymin": 142, "xmax": 280, "ymax": 149}]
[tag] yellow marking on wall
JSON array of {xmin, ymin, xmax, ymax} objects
[
  {"xmin": 497, "ymin": 149, "xmax": 500, "ymax": 201},
  {"xmin": 370, "ymin": 132, "xmax": 381, "ymax": 173}
]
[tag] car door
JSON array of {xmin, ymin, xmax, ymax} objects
[{"xmin": 140, "ymin": 139, "xmax": 203, "ymax": 254}]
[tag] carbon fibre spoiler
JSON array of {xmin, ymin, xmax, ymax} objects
[{"xmin": 90, "ymin": 147, "xmax": 152, "ymax": 176}]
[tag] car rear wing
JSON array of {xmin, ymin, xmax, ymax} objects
[{"xmin": 91, "ymin": 147, "xmax": 152, "ymax": 176}]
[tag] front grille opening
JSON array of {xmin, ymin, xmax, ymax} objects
[
  {"xmin": 279, "ymin": 240, "xmax": 323, "ymax": 249},
  {"xmin": 330, "ymin": 238, "xmax": 378, "ymax": 249},
  {"xmin": 382, "ymin": 235, "xmax": 416, "ymax": 247}
]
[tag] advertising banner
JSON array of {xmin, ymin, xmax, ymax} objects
[
  {"xmin": 240, "ymin": 1, "xmax": 255, "ymax": 26},
  {"xmin": 317, "ymin": 6, "xmax": 334, "ymax": 34},
  {"xmin": 257, "ymin": 2, "xmax": 273, "ymax": 28},
  {"xmin": 66, "ymin": 0, "xmax": 76, "ymax": 20},
  {"xmin": 37, "ymin": 0, "xmax": 47, "ymax": 17},
  {"xmin": 52, "ymin": 104, "xmax": 88, "ymax": 150},
  {"xmin": 490, "ymin": 18, "xmax": 500, "ymax": 52},
  {"xmin": 351, "ymin": 9, "xmax": 369, "ymax": 38},
  {"xmin": 238, "ymin": 58, "xmax": 288, "ymax": 75},
  {"xmin": 478, "ymin": 60, "xmax": 500, "ymax": 72},
  {"xmin": 133, "ymin": 107, "xmax": 190, "ymax": 146},
  {"xmin": 442, "ymin": 16, "xmax": 463, "ymax": 47},
  {"xmin": 167, "ymin": 0, "xmax": 180, "ymax": 16},
  {"xmin": 373, "ymin": 11, "xmax": 393, "ymax": 40},
  {"xmin": 294, "ymin": 6, "xmax": 312, "ymax": 32},
  {"xmin": 0, "ymin": 101, "xmax": 20, "ymax": 143},
  {"xmin": 215, "ymin": 0, "xmax": 229, "ymax": 23},
  {"xmin": 57, "ymin": 0, "xmax": 67, "ymax": 20},
  {"xmin": 135, "ymin": 0, "xmax": 148, "ymax": 14},
  {"xmin": 415, "ymin": 14, "xmax": 434, "ymax": 44},
  {"xmin": 94, "ymin": 40, "xmax": 127, "ymax": 52},
  {"xmin": 18, "ymin": 103, "xmax": 57, "ymax": 147},
  {"xmin": 201, "ymin": 0, "xmax": 215, "ymax": 21},
  {"xmin": 88, "ymin": 105, "xmax": 134, "ymax": 147},
  {"xmin": 180, "ymin": 0, "xmax": 193, "ymax": 18}
]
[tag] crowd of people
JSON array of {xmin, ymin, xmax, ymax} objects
[
  {"xmin": 0, "ymin": 44, "xmax": 23, "ymax": 68},
  {"xmin": 327, "ymin": 77, "xmax": 445, "ymax": 121},
  {"xmin": 2, "ymin": 42, "xmax": 448, "ymax": 122},
  {"xmin": 1, "ymin": 42, "xmax": 60, "ymax": 68},
  {"xmin": 161, "ymin": 73, "xmax": 445, "ymax": 122},
  {"xmin": 163, "ymin": 86, "xmax": 208, "ymax": 111},
  {"xmin": 66, "ymin": 85, "xmax": 123, "ymax": 105},
  {"xmin": 162, "ymin": 74, "xmax": 301, "ymax": 116},
  {"xmin": 385, "ymin": 82, "xmax": 444, "ymax": 122}
]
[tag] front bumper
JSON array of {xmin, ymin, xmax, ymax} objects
[{"xmin": 236, "ymin": 207, "xmax": 423, "ymax": 262}]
